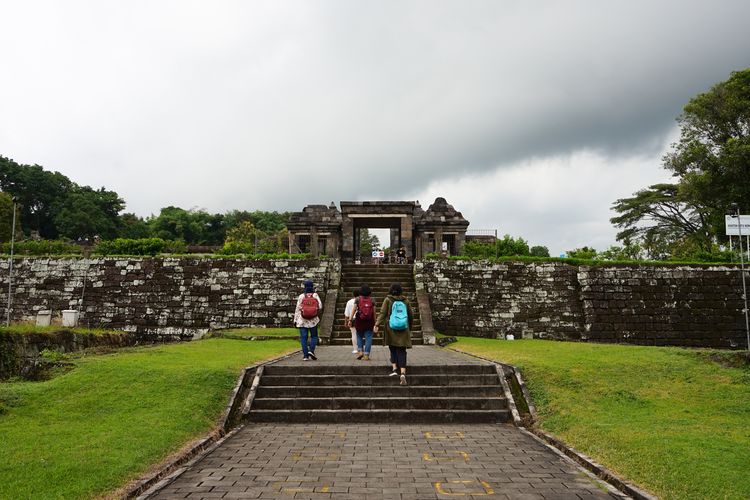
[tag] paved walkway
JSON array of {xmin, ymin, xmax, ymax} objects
[
  {"xmin": 273, "ymin": 345, "xmax": 489, "ymax": 367},
  {"xmin": 150, "ymin": 347, "xmax": 627, "ymax": 499}
]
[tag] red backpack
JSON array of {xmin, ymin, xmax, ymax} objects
[
  {"xmin": 354, "ymin": 296, "xmax": 374, "ymax": 329},
  {"xmin": 300, "ymin": 293, "xmax": 319, "ymax": 319}
]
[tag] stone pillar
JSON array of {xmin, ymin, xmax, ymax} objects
[
  {"xmin": 310, "ymin": 226, "xmax": 319, "ymax": 257},
  {"xmin": 390, "ymin": 228, "xmax": 399, "ymax": 252},
  {"xmin": 456, "ymin": 231, "xmax": 466, "ymax": 256},
  {"xmin": 342, "ymin": 217, "xmax": 354, "ymax": 262},
  {"xmin": 434, "ymin": 228, "xmax": 444, "ymax": 255},
  {"xmin": 400, "ymin": 216, "xmax": 413, "ymax": 260},
  {"xmin": 288, "ymin": 231, "xmax": 295, "ymax": 254},
  {"xmin": 328, "ymin": 232, "xmax": 339, "ymax": 258}
]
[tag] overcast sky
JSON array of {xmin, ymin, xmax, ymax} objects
[{"xmin": 1, "ymin": 1, "xmax": 749, "ymax": 254}]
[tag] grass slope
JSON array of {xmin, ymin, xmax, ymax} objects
[
  {"xmin": 450, "ymin": 338, "xmax": 750, "ymax": 500},
  {"xmin": 0, "ymin": 339, "xmax": 297, "ymax": 499}
]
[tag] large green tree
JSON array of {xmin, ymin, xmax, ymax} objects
[
  {"xmin": 612, "ymin": 69, "xmax": 750, "ymax": 255},
  {"xmin": 0, "ymin": 192, "xmax": 12, "ymax": 242},
  {"xmin": 52, "ymin": 187, "xmax": 125, "ymax": 240},
  {"xmin": 0, "ymin": 156, "xmax": 73, "ymax": 238},
  {"xmin": 148, "ymin": 207, "xmax": 225, "ymax": 245}
]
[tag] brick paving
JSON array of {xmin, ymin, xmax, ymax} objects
[
  {"xmin": 149, "ymin": 347, "xmax": 627, "ymax": 499},
  {"xmin": 273, "ymin": 345, "xmax": 490, "ymax": 367}
]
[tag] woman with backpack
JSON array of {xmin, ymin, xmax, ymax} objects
[
  {"xmin": 294, "ymin": 279, "xmax": 323, "ymax": 361},
  {"xmin": 350, "ymin": 284, "xmax": 375, "ymax": 361},
  {"xmin": 374, "ymin": 282, "xmax": 414, "ymax": 385}
]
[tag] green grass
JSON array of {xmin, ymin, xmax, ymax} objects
[
  {"xmin": 0, "ymin": 325, "xmax": 127, "ymax": 336},
  {"xmin": 448, "ymin": 338, "xmax": 750, "ymax": 500},
  {"xmin": 0, "ymin": 338, "xmax": 297, "ymax": 499},
  {"xmin": 213, "ymin": 327, "xmax": 299, "ymax": 339}
]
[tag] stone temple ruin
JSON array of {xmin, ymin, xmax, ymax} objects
[{"xmin": 286, "ymin": 198, "xmax": 470, "ymax": 262}]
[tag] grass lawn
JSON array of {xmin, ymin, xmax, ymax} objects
[
  {"xmin": 449, "ymin": 338, "xmax": 750, "ymax": 500},
  {"xmin": 0, "ymin": 324, "xmax": 127, "ymax": 336},
  {"xmin": 213, "ymin": 327, "xmax": 299, "ymax": 339},
  {"xmin": 0, "ymin": 338, "xmax": 297, "ymax": 499}
]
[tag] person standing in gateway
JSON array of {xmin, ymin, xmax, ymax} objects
[{"xmin": 294, "ymin": 279, "xmax": 323, "ymax": 361}]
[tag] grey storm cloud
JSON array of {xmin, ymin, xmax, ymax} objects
[{"xmin": 1, "ymin": 0, "xmax": 749, "ymax": 221}]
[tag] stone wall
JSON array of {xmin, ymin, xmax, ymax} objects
[
  {"xmin": 578, "ymin": 265, "xmax": 745, "ymax": 347},
  {"xmin": 415, "ymin": 261, "xmax": 584, "ymax": 340},
  {"xmin": 416, "ymin": 260, "xmax": 748, "ymax": 349},
  {"xmin": 0, "ymin": 330, "xmax": 137, "ymax": 379},
  {"xmin": 0, "ymin": 257, "xmax": 338, "ymax": 339}
]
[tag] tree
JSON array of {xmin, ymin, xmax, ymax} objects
[
  {"xmin": 567, "ymin": 247, "xmax": 597, "ymax": 259},
  {"xmin": 611, "ymin": 69, "xmax": 750, "ymax": 257},
  {"xmin": 611, "ymin": 183, "xmax": 712, "ymax": 251},
  {"xmin": 0, "ymin": 156, "xmax": 73, "ymax": 238},
  {"xmin": 529, "ymin": 245, "xmax": 550, "ymax": 257},
  {"xmin": 598, "ymin": 241, "xmax": 642, "ymax": 261},
  {"xmin": 357, "ymin": 228, "xmax": 380, "ymax": 258},
  {"xmin": 119, "ymin": 213, "xmax": 151, "ymax": 239},
  {"xmin": 224, "ymin": 210, "xmax": 291, "ymax": 234},
  {"xmin": 496, "ymin": 235, "xmax": 530, "ymax": 256},
  {"xmin": 0, "ymin": 192, "xmax": 12, "ymax": 242},
  {"xmin": 147, "ymin": 207, "xmax": 225, "ymax": 245},
  {"xmin": 52, "ymin": 187, "xmax": 125, "ymax": 240}
]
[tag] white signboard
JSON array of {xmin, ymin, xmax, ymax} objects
[{"xmin": 725, "ymin": 215, "xmax": 750, "ymax": 236}]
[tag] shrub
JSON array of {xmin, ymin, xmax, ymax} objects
[
  {"xmin": 0, "ymin": 240, "xmax": 82, "ymax": 256},
  {"xmin": 94, "ymin": 238, "xmax": 171, "ymax": 256},
  {"xmin": 529, "ymin": 245, "xmax": 550, "ymax": 257}
]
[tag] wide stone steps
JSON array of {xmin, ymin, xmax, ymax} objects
[
  {"xmin": 256, "ymin": 385, "xmax": 503, "ymax": 398},
  {"xmin": 329, "ymin": 264, "xmax": 424, "ymax": 345},
  {"xmin": 246, "ymin": 363, "xmax": 509, "ymax": 423},
  {"xmin": 247, "ymin": 409, "xmax": 508, "ymax": 423},
  {"xmin": 252, "ymin": 397, "xmax": 506, "ymax": 410}
]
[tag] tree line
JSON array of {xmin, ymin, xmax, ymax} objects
[{"xmin": 0, "ymin": 156, "xmax": 291, "ymax": 251}]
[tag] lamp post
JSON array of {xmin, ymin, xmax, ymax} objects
[
  {"xmin": 6, "ymin": 198, "xmax": 17, "ymax": 327},
  {"xmin": 730, "ymin": 204, "xmax": 750, "ymax": 351}
]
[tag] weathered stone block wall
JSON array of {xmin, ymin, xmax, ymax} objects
[
  {"xmin": 415, "ymin": 261, "xmax": 585, "ymax": 340},
  {"xmin": 0, "ymin": 258, "xmax": 337, "ymax": 338},
  {"xmin": 578, "ymin": 265, "xmax": 746, "ymax": 348},
  {"xmin": 0, "ymin": 331, "xmax": 137, "ymax": 379},
  {"xmin": 416, "ymin": 260, "xmax": 748, "ymax": 348}
]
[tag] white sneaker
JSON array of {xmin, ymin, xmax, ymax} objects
[
  {"xmin": 400, "ymin": 375, "xmax": 407, "ymax": 386},
  {"xmin": 352, "ymin": 350, "xmax": 358, "ymax": 354},
  {"xmin": 389, "ymin": 370, "xmax": 399, "ymax": 377},
  {"xmin": 302, "ymin": 357, "xmax": 309, "ymax": 361}
]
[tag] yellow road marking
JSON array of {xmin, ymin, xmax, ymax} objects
[
  {"xmin": 433, "ymin": 480, "xmax": 494, "ymax": 496},
  {"xmin": 423, "ymin": 431, "xmax": 465, "ymax": 440},
  {"xmin": 422, "ymin": 451, "xmax": 470, "ymax": 462}
]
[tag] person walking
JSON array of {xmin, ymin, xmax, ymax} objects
[
  {"xmin": 375, "ymin": 282, "xmax": 413, "ymax": 385},
  {"xmin": 344, "ymin": 288, "xmax": 360, "ymax": 354},
  {"xmin": 294, "ymin": 279, "xmax": 323, "ymax": 361},
  {"xmin": 351, "ymin": 284, "xmax": 375, "ymax": 361}
]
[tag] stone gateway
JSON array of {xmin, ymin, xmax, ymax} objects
[{"xmin": 286, "ymin": 197, "xmax": 469, "ymax": 262}]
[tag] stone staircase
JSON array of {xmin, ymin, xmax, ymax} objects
[
  {"xmin": 246, "ymin": 363, "xmax": 510, "ymax": 423},
  {"xmin": 330, "ymin": 264, "xmax": 423, "ymax": 345}
]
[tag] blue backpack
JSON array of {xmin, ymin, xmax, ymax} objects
[{"xmin": 389, "ymin": 300, "xmax": 408, "ymax": 330}]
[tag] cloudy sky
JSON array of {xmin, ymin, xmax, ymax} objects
[{"xmin": 1, "ymin": 1, "xmax": 749, "ymax": 254}]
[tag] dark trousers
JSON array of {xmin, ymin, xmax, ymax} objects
[{"xmin": 389, "ymin": 346, "xmax": 407, "ymax": 370}]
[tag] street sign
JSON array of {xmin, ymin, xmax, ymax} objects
[{"xmin": 725, "ymin": 215, "xmax": 750, "ymax": 236}]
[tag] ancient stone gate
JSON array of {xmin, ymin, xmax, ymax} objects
[{"xmin": 287, "ymin": 197, "xmax": 469, "ymax": 263}]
